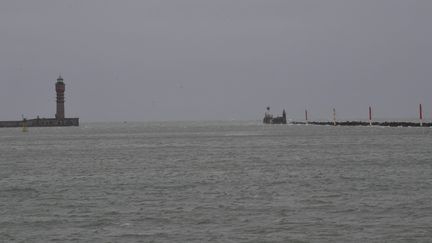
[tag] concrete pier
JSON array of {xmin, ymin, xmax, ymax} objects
[{"xmin": 0, "ymin": 118, "xmax": 79, "ymax": 128}]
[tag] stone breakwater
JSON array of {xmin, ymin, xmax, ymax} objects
[
  {"xmin": 291, "ymin": 121, "xmax": 432, "ymax": 127},
  {"xmin": 0, "ymin": 118, "xmax": 79, "ymax": 128}
]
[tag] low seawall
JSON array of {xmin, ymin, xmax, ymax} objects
[
  {"xmin": 0, "ymin": 118, "xmax": 79, "ymax": 128},
  {"xmin": 0, "ymin": 120, "xmax": 22, "ymax": 128},
  {"xmin": 291, "ymin": 121, "xmax": 431, "ymax": 127}
]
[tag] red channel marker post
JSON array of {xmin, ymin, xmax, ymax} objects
[
  {"xmin": 333, "ymin": 108, "xmax": 336, "ymax": 126},
  {"xmin": 419, "ymin": 104, "xmax": 423, "ymax": 127},
  {"xmin": 369, "ymin": 106, "xmax": 372, "ymax": 126}
]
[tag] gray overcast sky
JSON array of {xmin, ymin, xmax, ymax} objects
[{"xmin": 1, "ymin": 0, "xmax": 431, "ymax": 122}]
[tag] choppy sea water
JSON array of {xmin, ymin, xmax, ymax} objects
[{"xmin": 1, "ymin": 121, "xmax": 431, "ymax": 242}]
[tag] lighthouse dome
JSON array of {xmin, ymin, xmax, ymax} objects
[{"xmin": 56, "ymin": 75, "xmax": 64, "ymax": 83}]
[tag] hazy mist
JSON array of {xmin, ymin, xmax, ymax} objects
[{"xmin": 1, "ymin": 0, "xmax": 431, "ymax": 122}]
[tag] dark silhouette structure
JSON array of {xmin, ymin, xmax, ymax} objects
[
  {"xmin": 0, "ymin": 75, "xmax": 79, "ymax": 128},
  {"xmin": 55, "ymin": 75, "xmax": 65, "ymax": 119},
  {"xmin": 263, "ymin": 107, "xmax": 287, "ymax": 124}
]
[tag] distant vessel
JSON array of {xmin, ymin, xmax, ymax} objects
[
  {"xmin": 263, "ymin": 107, "xmax": 287, "ymax": 124},
  {"xmin": 0, "ymin": 75, "xmax": 79, "ymax": 128}
]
